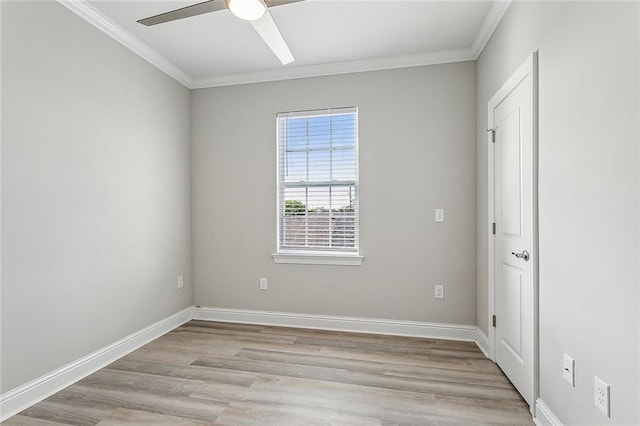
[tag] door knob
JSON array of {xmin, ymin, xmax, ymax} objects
[{"xmin": 511, "ymin": 250, "xmax": 530, "ymax": 261}]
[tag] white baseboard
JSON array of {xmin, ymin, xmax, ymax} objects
[
  {"xmin": 474, "ymin": 328, "xmax": 490, "ymax": 357},
  {"xmin": 534, "ymin": 398, "xmax": 563, "ymax": 426},
  {"xmin": 0, "ymin": 307, "xmax": 193, "ymax": 422},
  {"xmin": 192, "ymin": 306, "xmax": 477, "ymax": 341}
]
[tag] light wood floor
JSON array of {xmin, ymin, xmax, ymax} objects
[{"xmin": 5, "ymin": 321, "xmax": 534, "ymax": 425}]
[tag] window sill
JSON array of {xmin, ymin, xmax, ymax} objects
[{"xmin": 272, "ymin": 252, "xmax": 364, "ymax": 266}]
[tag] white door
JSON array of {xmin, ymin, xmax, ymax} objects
[{"xmin": 489, "ymin": 53, "xmax": 537, "ymax": 408}]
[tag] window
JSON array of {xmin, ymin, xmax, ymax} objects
[{"xmin": 274, "ymin": 107, "xmax": 362, "ymax": 265}]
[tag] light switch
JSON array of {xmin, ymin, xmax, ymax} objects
[
  {"xmin": 563, "ymin": 353, "xmax": 575, "ymax": 386},
  {"xmin": 435, "ymin": 208, "xmax": 445, "ymax": 223}
]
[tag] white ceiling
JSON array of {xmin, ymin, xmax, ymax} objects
[{"xmin": 64, "ymin": 0, "xmax": 510, "ymax": 88}]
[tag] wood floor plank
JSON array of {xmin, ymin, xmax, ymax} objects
[
  {"xmin": 65, "ymin": 383, "xmax": 225, "ymax": 423},
  {"xmin": 236, "ymin": 347, "xmax": 510, "ymax": 387},
  {"xmin": 235, "ymin": 347, "xmax": 386, "ymax": 374},
  {"xmin": 2, "ymin": 416, "xmax": 73, "ymax": 426},
  {"xmin": 191, "ymin": 356, "xmax": 523, "ymax": 401},
  {"xmin": 4, "ymin": 320, "xmax": 533, "ymax": 425},
  {"xmin": 316, "ymin": 344, "xmax": 480, "ymax": 371},
  {"xmin": 295, "ymin": 335, "xmax": 479, "ymax": 358},
  {"xmin": 192, "ymin": 388, "xmax": 385, "ymax": 424},
  {"xmin": 80, "ymin": 368, "xmax": 206, "ymax": 397},
  {"xmin": 241, "ymin": 374, "xmax": 430, "ymax": 416},
  {"xmin": 45, "ymin": 384, "xmax": 143, "ymax": 414},
  {"xmin": 244, "ymin": 374, "xmax": 526, "ymax": 424},
  {"xmin": 94, "ymin": 408, "xmax": 213, "ymax": 426},
  {"xmin": 134, "ymin": 337, "xmax": 242, "ymax": 358},
  {"xmin": 187, "ymin": 320, "xmax": 265, "ymax": 333},
  {"xmin": 18, "ymin": 400, "xmax": 117, "ymax": 426},
  {"xmin": 107, "ymin": 359, "xmax": 257, "ymax": 387},
  {"xmin": 121, "ymin": 349, "xmax": 199, "ymax": 366},
  {"xmin": 213, "ymin": 400, "xmax": 381, "ymax": 426},
  {"xmin": 176, "ymin": 326, "xmax": 297, "ymax": 345}
]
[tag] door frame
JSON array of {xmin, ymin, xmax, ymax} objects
[{"xmin": 487, "ymin": 51, "xmax": 539, "ymax": 411}]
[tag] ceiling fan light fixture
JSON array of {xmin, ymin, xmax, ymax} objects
[{"xmin": 226, "ymin": 0, "xmax": 267, "ymax": 21}]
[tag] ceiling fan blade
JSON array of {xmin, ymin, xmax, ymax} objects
[
  {"xmin": 250, "ymin": 10, "xmax": 295, "ymax": 65},
  {"xmin": 137, "ymin": 0, "xmax": 226, "ymax": 26},
  {"xmin": 265, "ymin": 0, "xmax": 305, "ymax": 8}
]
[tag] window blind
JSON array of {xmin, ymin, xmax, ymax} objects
[{"xmin": 277, "ymin": 107, "xmax": 359, "ymax": 253}]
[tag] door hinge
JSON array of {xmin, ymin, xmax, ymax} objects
[
  {"xmin": 492, "ymin": 222, "xmax": 496, "ymax": 235},
  {"xmin": 488, "ymin": 129, "xmax": 496, "ymax": 143},
  {"xmin": 492, "ymin": 315, "xmax": 497, "ymax": 327}
]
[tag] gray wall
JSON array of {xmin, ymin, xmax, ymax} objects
[
  {"xmin": 476, "ymin": 2, "xmax": 639, "ymax": 423},
  {"xmin": 1, "ymin": 1, "xmax": 192, "ymax": 392},
  {"xmin": 192, "ymin": 63, "xmax": 477, "ymax": 325}
]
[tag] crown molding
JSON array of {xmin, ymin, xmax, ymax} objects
[
  {"xmin": 56, "ymin": 0, "xmax": 510, "ymax": 90},
  {"xmin": 470, "ymin": 0, "xmax": 512, "ymax": 58},
  {"xmin": 192, "ymin": 48, "xmax": 476, "ymax": 89},
  {"xmin": 56, "ymin": 0, "xmax": 193, "ymax": 88},
  {"xmin": 192, "ymin": 0, "xmax": 511, "ymax": 88}
]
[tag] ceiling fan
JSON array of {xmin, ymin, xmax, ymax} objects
[{"xmin": 137, "ymin": 0, "xmax": 302, "ymax": 65}]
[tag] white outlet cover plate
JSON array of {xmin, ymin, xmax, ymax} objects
[
  {"xmin": 594, "ymin": 376, "xmax": 610, "ymax": 417},
  {"xmin": 434, "ymin": 209, "xmax": 445, "ymax": 223},
  {"xmin": 434, "ymin": 285, "xmax": 444, "ymax": 299}
]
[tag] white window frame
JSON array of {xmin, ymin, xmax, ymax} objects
[{"xmin": 272, "ymin": 107, "xmax": 363, "ymax": 266}]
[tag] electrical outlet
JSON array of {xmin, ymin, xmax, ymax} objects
[
  {"xmin": 434, "ymin": 208, "xmax": 445, "ymax": 223},
  {"xmin": 259, "ymin": 277, "xmax": 268, "ymax": 290},
  {"xmin": 434, "ymin": 285, "xmax": 444, "ymax": 299},
  {"xmin": 177, "ymin": 276, "xmax": 184, "ymax": 289},
  {"xmin": 563, "ymin": 354, "xmax": 575, "ymax": 386},
  {"xmin": 594, "ymin": 376, "xmax": 610, "ymax": 417}
]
